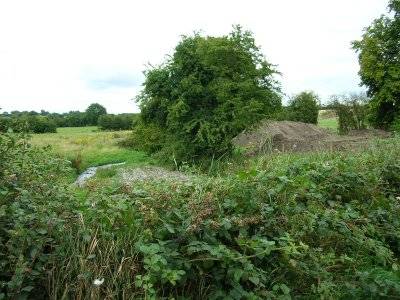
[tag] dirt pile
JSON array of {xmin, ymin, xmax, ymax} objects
[{"xmin": 232, "ymin": 120, "xmax": 391, "ymax": 155}]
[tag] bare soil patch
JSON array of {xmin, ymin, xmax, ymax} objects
[{"xmin": 233, "ymin": 120, "xmax": 391, "ymax": 155}]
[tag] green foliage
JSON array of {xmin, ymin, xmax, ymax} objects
[
  {"xmin": 1, "ymin": 105, "xmax": 134, "ymax": 131},
  {"xmin": 2, "ymin": 132, "xmax": 400, "ymax": 298},
  {"xmin": 391, "ymin": 115, "xmax": 400, "ymax": 132},
  {"xmin": 130, "ymin": 121, "xmax": 166, "ymax": 154},
  {"xmin": 0, "ymin": 116, "xmax": 12, "ymax": 132},
  {"xmin": 84, "ymin": 138, "xmax": 400, "ymax": 299},
  {"xmin": 98, "ymin": 113, "xmax": 137, "ymax": 131},
  {"xmin": 0, "ymin": 132, "xmax": 76, "ymax": 298},
  {"xmin": 27, "ymin": 115, "xmax": 57, "ymax": 133},
  {"xmin": 63, "ymin": 111, "xmax": 87, "ymax": 127},
  {"xmin": 135, "ymin": 25, "xmax": 282, "ymax": 162},
  {"xmin": 330, "ymin": 93, "xmax": 369, "ymax": 134},
  {"xmin": 0, "ymin": 115, "xmax": 57, "ymax": 133},
  {"xmin": 318, "ymin": 117, "xmax": 339, "ymax": 132},
  {"xmin": 352, "ymin": 1, "xmax": 400, "ymax": 129},
  {"xmin": 85, "ymin": 103, "xmax": 107, "ymax": 126},
  {"xmin": 287, "ymin": 91, "xmax": 320, "ymax": 124}
]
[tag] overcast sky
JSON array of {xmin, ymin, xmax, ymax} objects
[{"xmin": 0, "ymin": 0, "xmax": 389, "ymax": 114}]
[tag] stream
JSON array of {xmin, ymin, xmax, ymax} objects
[{"xmin": 74, "ymin": 162, "xmax": 126, "ymax": 187}]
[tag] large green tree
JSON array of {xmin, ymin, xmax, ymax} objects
[
  {"xmin": 135, "ymin": 26, "xmax": 282, "ymax": 161},
  {"xmin": 352, "ymin": 0, "xmax": 400, "ymax": 129},
  {"xmin": 85, "ymin": 103, "xmax": 107, "ymax": 126}
]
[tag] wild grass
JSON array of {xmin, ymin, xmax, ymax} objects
[
  {"xmin": 30, "ymin": 126, "xmax": 155, "ymax": 173},
  {"xmin": 318, "ymin": 117, "xmax": 338, "ymax": 132}
]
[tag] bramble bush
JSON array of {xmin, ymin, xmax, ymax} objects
[
  {"xmin": 2, "ymin": 130, "xmax": 400, "ymax": 299},
  {"xmin": 119, "ymin": 140, "xmax": 400, "ymax": 299},
  {"xmin": 0, "ymin": 132, "xmax": 76, "ymax": 298}
]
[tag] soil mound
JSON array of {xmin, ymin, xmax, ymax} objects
[{"xmin": 232, "ymin": 120, "xmax": 390, "ymax": 155}]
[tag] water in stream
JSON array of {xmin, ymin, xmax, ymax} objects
[{"xmin": 74, "ymin": 162, "xmax": 125, "ymax": 187}]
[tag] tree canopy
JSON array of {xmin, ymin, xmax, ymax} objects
[
  {"xmin": 352, "ymin": 0, "xmax": 400, "ymax": 128},
  {"xmin": 85, "ymin": 103, "xmax": 107, "ymax": 126},
  {"xmin": 134, "ymin": 26, "xmax": 282, "ymax": 161}
]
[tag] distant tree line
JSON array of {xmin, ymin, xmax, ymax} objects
[
  {"xmin": 0, "ymin": 103, "xmax": 137, "ymax": 133},
  {"xmin": 98, "ymin": 114, "xmax": 137, "ymax": 131}
]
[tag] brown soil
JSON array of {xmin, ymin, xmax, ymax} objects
[{"xmin": 232, "ymin": 120, "xmax": 391, "ymax": 155}]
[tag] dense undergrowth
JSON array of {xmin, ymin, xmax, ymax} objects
[{"xmin": 1, "ymin": 132, "xmax": 400, "ymax": 299}]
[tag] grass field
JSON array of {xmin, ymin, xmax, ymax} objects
[
  {"xmin": 318, "ymin": 109, "xmax": 339, "ymax": 132},
  {"xmin": 318, "ymin": 117, "xmax": 338, "ymax": 131},
  {"xmin": 31, "ymin": 115, "xmax": 338, "ymax": 173},
  {"xmin": 31, "ymin": 126, "xmax": 154, "ymax": 172}
]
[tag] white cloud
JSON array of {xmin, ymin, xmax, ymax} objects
[{"xmin": 0, "ymin": 0, "xmax": 389, "ymax": 113}]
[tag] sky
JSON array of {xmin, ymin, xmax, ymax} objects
[{"xmin": 0, "ymin": 0, "xmax": 389, "ymax": 114}]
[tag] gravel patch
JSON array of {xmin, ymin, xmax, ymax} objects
[{"xmin": 120, "ymin": 166, "xmax": 191, "ymax": 185}]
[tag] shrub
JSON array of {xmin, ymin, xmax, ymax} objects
[
  {"xmin": 287, "ymin": 91, "xmax": 319, "ymax": 124},
  {"xmin": 130, "ymin": 121, "xmax": 166, "ymax": 153},
  {"xmin": 0, "ymin": 115, "xmax": 56, "ymax": 133},
  {"xmin": 0, "ymin": 132, "xmax": 76, "ymax": 298},
  {"xmin": 391, "ymin": 115, "xmax": 400, "ymax": 133},
  {"xmin": 98, "ymin": 114, "xmax": 136, "ymax": 131},
  {"xmin": 135, "ymin": 25, "xmax": 282, "ymax": 162},
  {"xmin": 330, "ymin": 93, "xmax": 369, "ymax": 134},
  {"xmin": 27, "ymin": 116, "xmax": 57, "ymax": 133},
  {"xmin": 0, "ymin": 117, "xmax": 12, "ymax": 132},
  {"xmin": 86, "ymin": 137, "xmax": 400, "ymax": 299},
  {"xmin": 2, "ymin": 131, "xmax": 400, "ymax": 299}
]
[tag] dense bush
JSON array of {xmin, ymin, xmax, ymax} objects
[
  {"xmin": 26, "ymin": 115, "xmax": 57, "ymax": 133},
  {"xmin": 392, "ymin": 115, "xmax": 400, "ymax": 132},
  {"xmin": 0, "ymin": 133, "xmax": 76, "ymax": 298},
  {"xmin": 63, "ymin": 111, "xmax": 87, "ymax": 127},
  {"xmin": 287, "ymin": 91, "xmax": 319, "ymax": 124},
  {"xmin": 0, "ymin": 117, "xmax": 12, "ymax": 132},
  {"xmin": 53, "ymin": 138, "xmax": 400, "ymax": 299},
  {"xmin": 352, "ymin": 0, "xmax": 400, "ymax": 129},
  {"xmin": 330, "ymin": 93, "xmax": 369, "ymax": 134},
  {"xmin": 0, "ymin": 115, "xmax": 57, "ymax": 133},
  {"xmin": 2, "ymin": 132, "xmax": 400, "ymax": 298},
  {"xmin": 134, "ymin": 26, "xmax": 282, "ymax": 162},
  {"xmin": 98, "ymin": 113, "xmax": 137, "ymax": 130}
]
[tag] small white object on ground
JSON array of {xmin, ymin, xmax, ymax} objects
[{"xmin": 93, "ymin": 278, "xmax": 104, "ymax": 286}]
